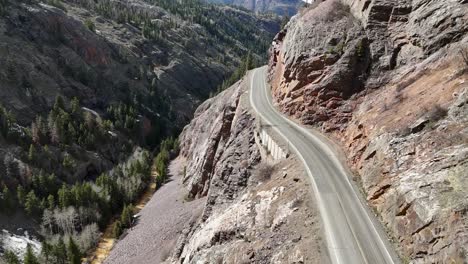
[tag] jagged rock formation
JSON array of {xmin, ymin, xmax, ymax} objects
[
  {"xmin": 179, "ymin": 80, "xmax": 260, "ymax": 202},
  {"xmin": 269, "ymin": 1, "xmax": 370, "ymax": 126},
  {"xmin": 206, "ymin": 0, "xmax": 303, "ymax": 15},
  {"xmin": 173, "ymin": 79, "xmax": 328, "ymax": 263},
  {"xmin": 268, "ymin": 0, "xmax": 468, "ymax": 262}
]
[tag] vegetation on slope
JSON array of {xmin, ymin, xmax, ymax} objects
[
  {"xmin": 65, "ymin": 0, "xmax": 275, "ymax": 61},
  {"xmin": 0, "ymin": 0, "xmax": 279, "ymax": 262}
]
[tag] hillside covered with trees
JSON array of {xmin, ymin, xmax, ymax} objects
[{"xmin": 0, "ymin": 0, "xmax": 280, "ymax": 262}]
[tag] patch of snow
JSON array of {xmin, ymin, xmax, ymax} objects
[{"xmin": 1, "ymin": 230, "xmax": 41, "ymax": 258}]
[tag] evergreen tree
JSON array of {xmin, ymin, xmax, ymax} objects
[
  {"xmin": 53, "ymin": 238, "xmax": 67, "ymax": 264},
  {"xmin": 41, "ymin": 241, "xmax": 53, "ymax": 263},
  {"xmin": 23, "ymin": 244, "xmax": 39, "ymax": 264},
  {"xmin": 113, "ymin": 220, "xmax": 122, "ymax": 238},
  {"xmin": 70, "ymin": 97, "xmax": 80, "ymax": 115},
  {"xmin": 120, "ymin": 204, "xmax": 134, "ymax": 228},
  {"xmin": 57, "ymin": 184, "xmax": 72, "ymax": 208},
  {"xmin": 4, "ymin": 250, "xmax": 20, "ymax": 264},
  {"xmin": 54, "ymin": 95, "xmax": 65, "ymax": 111},
  {"xmin": 28, "ymin": 144, "xmax": 36, "ymax": 162},
  {"xmin": 67, "ymin": 237, "xmax": 81, "ymax": 264},
  {"xmin": 47, "ymin": 194, "xmax": 55, "ymax": 209},
  {"xmin": 24, "ymin": 190, "xmax": 41, "ymax": 216}
]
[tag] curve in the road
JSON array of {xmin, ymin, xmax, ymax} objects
[{"xmin": 249, "ymin": 66, "xmax": 400, "ymax": 264}]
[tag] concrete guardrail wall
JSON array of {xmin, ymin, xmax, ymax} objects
[{"xmin": 259, "ymin": 129, "xmax": 287, "ymax": 160}]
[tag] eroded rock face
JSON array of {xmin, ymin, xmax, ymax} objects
[
  {"xmin": 343, "ymin": 0, "xmax": 468, "ymax": 71},
  {"xmin": 269, "ymin": 0, "xmax": 468, "ymax": 262},
  {"xmin": 346, "ymin": 72, "xmax": 468, "ymax": 263},
  {"xmin": 179, "ymin": 81, "xmax": 261, "ymax": 201},
  {"xmin": 269, "ymin": 0, "xmax": 371, "ymax": 128}
]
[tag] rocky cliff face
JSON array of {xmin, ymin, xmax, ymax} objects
[
  {"xmin": 270, "ymin": 0, "xmax": 467, "ymax": 130},
  {"xmin": 172, "ymin": 78, "xmax": 328, "ymax": 263},
  {"xmin": 179, "ymin": 81, "xmax": 259, "ymax": 201},
  {"xmin": 269, "ymin": 0, "xmax": 468, "ymax": 263},
  {"xmin": 269, "ymin": 1, "xmax": 370, "ymax": 127}
]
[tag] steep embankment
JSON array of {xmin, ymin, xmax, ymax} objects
[
  {"xmin": 166, "ymin": 78, "xmax": 329, "ymax": 263},
  {"xmin": 269, "ymin": 0, "xmax": 468, "ymax": 263}
]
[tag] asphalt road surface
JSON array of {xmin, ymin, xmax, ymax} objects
[{"xmin": 249, "ymin": 66, "xmax": 400, "ymax": 264}]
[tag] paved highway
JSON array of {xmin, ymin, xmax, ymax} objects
[{"xmin": 249, "ymin": 66, "xmax": 400, "ymax": 264}]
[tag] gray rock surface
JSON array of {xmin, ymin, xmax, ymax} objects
[{"xmin": 179, "ymin": 80, "xmax": 261, "ymax": 202}]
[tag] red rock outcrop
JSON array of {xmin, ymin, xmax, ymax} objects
[{"xmin": 269, "ymin": 0, "xmax": 370, "ymax": 129}]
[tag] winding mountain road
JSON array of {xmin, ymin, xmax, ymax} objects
[{"xmin": 249, "ymin": 66, "xmax": 400, "ymax": 264}]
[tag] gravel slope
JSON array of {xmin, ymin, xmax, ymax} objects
[{"xmin": 104, "ymin": 157, "xmax": 205, "ymax": 264}]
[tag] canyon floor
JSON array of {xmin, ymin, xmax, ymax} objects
[{"xmin": 104, "ymin": 158, "xmax": 206, "ymax": 264}]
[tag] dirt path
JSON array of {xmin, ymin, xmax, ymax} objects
[{"xmin": 103, "ymin": 157, "xmax": 205, "ymax": 264}]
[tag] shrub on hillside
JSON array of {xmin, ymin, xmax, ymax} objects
[
  {"xmin": 255, "ymin": 163, "xmax": 274, "ymax": 182},
  {"xmin": 85, "ymin": 19, "xmax": 96, "ymax": 32}
]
